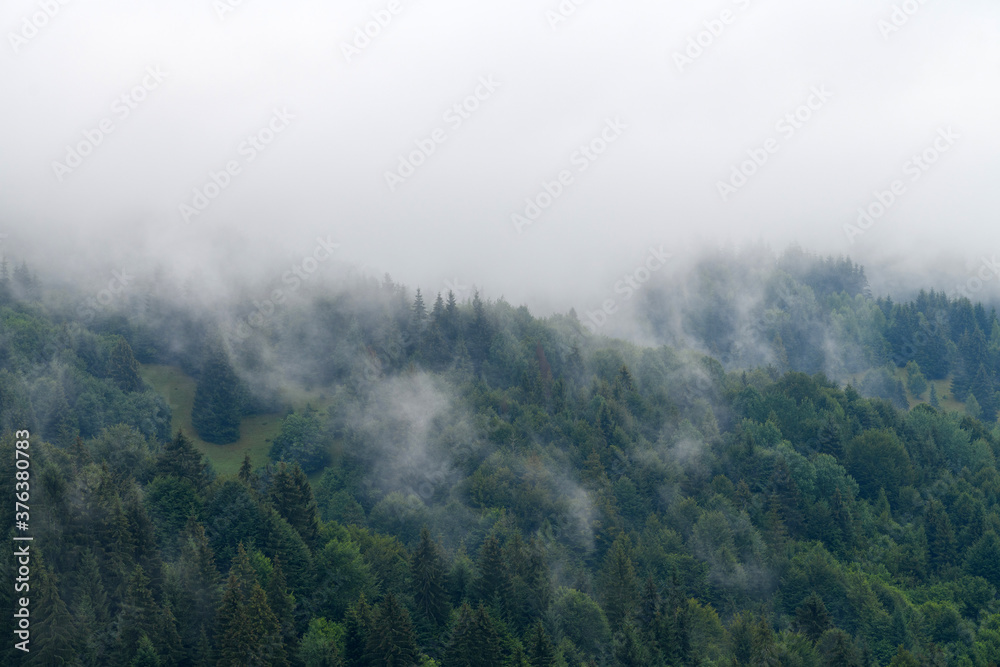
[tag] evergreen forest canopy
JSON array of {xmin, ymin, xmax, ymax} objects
[{"xmin": 2, "ymin": 248, "xmax": 1000, "ymax": 666}]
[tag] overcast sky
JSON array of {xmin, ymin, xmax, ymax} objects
[{"xmin": 2, "ymin": 0, "xmax": 999, "ymax": 312}]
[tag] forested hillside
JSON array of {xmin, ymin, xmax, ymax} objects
[{"xmin": 2, "ymin": 252, "xmax": 1000, "ymax": 666}]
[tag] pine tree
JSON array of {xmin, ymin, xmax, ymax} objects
[
  {"xmin": 109, "ymin": 336, "xmax": 145, "ymax": 392},
  {"xmin": 366, "ymin": 593, "xmax": 419, "ymax": 667},
  {"xmin": 344, "ymin": 595, "xmax": 374, "ymax": 667},
  {"xmin": 925, "ymin": 500, "xmax": 957, "ymax": 573},
  {"xmin": 792, "ymin": 593, "xmax": 832, "ymax": 642},
  {"xmin": 443, "ymin": 604, "xmax": 503, "ymax": 667},
  {"xmin": 267, "ymin": 557, "xmax": 297, "ymax": 658},
  {"xmin": 270, "ymin": 462, "xmax": 321, "ymax": 547},
  {"xmin": 155, "ymin": 602, "xmax": 184, "ymax": 667},
  {"xmin": 176, "ymin": 518, "xmax": 220, "ymax": 646},
  {"xmin": 27, "ymin": 553, "xmax": 78, "ymax": 666},
  {"xmin": 929, "ymin": 383, "xmax": 940, "ymax": 408},
  {"xmin": 215, "ymin": 543, "xmax": 288, "ymax": 666},
  {"xmin": 192, "ymin": 344, "xmax": 243, "ymax": 444},
  {"xmin": 238, "ymin": 452, "xmax": 254, "ymax": 485},
  {"xmin": 475, "ymin": 533, "xmax": 512, "ymax": 614},
  {"xmin": 611, "ymin": 618, "xmax": 648, "ymax": 667},
  {"xmin": 411, "ymin": 527, "xmax": 450, "ymax": 627},
  {"xmin": 601, "ymin": 536, "xmax": 638, "ymax": 630},
  {"xmin": 118, "ymin": 566, "xmax": 159, "ymax": 666},
  {"xmin": 131, "ymin": 634, "xmax": 162, "ymax": 667},
  {"xmin": 156, "ymin": 431, "xmax": 209, "ymax": 488},
  {"xmin": 966, "ymin": 392, "xmax": 982, "ymax": 420},
  {"xmin": 526, "ymin": 620, "xmax": 556, "ymax": 667}
]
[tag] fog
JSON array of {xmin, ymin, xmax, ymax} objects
[{"xmin": 2, "ymin": 0, "xmax": 999, "ymax": 313}]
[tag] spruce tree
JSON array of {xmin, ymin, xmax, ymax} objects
[
  {"xmin": 411, "ymin": 526, "xmax": 450, "ymax": 627},
  {"xmin": 267, "ymin": 557, "xmax": 297, "ymax": 658},
  {"xmin": 475, "ymin": 533, "xmax": 512, "ymax": 615},
  {"xmin": 270, "ymin": 462, "xmax": 321, "ymax": 548},
  {"xmin": 443, "ymin": 604, "xmax": 503, "ymax": 667},
  {"xmin": 109, "ymin": 335, "xmax": 145, "ymax": 392},
  {"xmin": 215, "ymin": 543, "xmax": 288, "ymax": 666},
  {"xmin": 792, "ymin": 593, "xmax": 832, "ymax": 642},
  {"xmin": 27, "ymin": 554, "xmax": 78, "ymax": 667},
  {"xmin": 344, "ymin": 594, "xmax": 374, "ymax": 667},
  {"xmin": 366, "ymin": 593, "xmax": 419, "ymax": 667},
  {"xmin": 600, "ymin": 537, "xmax": 638, "ymax": 630},
  {"xmin": 192, "ymin": 345, "xmax": 242, "ymax": 444},
  {"xmin": 526, "ymin": 620, "xmax": 556, "ymax": 667},
  {"xmin": 131, "ymin": 635, "xmax": 162, "ymax": 667},
  {"xmin": 156, "ymin": 431, "xmax": 209, "ymax": 488}
]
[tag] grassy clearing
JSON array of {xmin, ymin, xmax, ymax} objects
[{"xmin": 140, "ymin": 364, "xmax": 283, "ymax": 477}]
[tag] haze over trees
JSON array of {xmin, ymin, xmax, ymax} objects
[{"xmin": 2, "ymin": 249, "xmax": 1000, "ymax": 665}]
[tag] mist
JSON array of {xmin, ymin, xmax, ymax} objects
[{"xmin": 3, "ymin": 0, "xmax": 999, "ymax": 315}]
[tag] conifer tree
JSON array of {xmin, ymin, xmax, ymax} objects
[
  {"xmin": 156, "ymin": 431, "xmax": 209, "ymax": 488},
  {"xmin": 267, "ymin": 557, "xmax": 298, "ymax": 657},
  {"xmin": 238, "ymin": 452, "xmax": 254, "ymax": 485},
  {"xmin": 192, "ymin": 344, "xmax": 242, "ymax": 444},
  {"xmin": 118, "ymin": 566, "xmax": 159, "ymax": 666},
  {"xmin": 215, "ymin": 543, "xmax": 288, "ymax": 666},
  {"xmin": 792, "ymin": 593, "xmax": 832, "ymax": 642},
  {"xmin": 27, "ymin": 553, "xmax": 78, "ymax": 666},
  {"xmin": 475, "ymin": 533, "xmax": 512, "ymax": 614},
  {"xmin": 443, "ymin": 604, "xmax": 503, "ymax": 667},
  {"xmin": 527, "ymin": 620, "xmax": 556, "ymax": 667},
  {"xmin": 411, "ymin": 526, "xmax": 450, "ymax": 627},
  {"xmin": 600, "ymin": 536, "xmax": 638, "ymax": 630},
  {"xmin": 366, "ymin": 593, "xmax": 419, "ymax": 667},
  {"xmin": 344, "ymin": 594, "xmax": 374, "ymax": 667},
  {"xmin": 109, "ymin": 335, "xmax": 145, "ymax": 392},
  {"xmin": 131, "ymin": 634, "xmax": 162, "ymax": 667},
  {"xmin": 270, "ymin": 462, "xmax": 321, "ymax": 547}
]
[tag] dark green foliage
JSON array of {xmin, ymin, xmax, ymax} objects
[
  {"xmin": 366, "ymin": 593, "xmax": 419, "ymax": 667},
  {"xmin": 269, "ymin": 409, "xmax": 331, "ymax": 473},
  {"xmin": 600, "ymin": 536, "xmax": 638, "ymax": 630},
  {"xmin": 192, "ymin": 345, "xmax": 242, "ymax": 444},
  {"xmin": 299, "ymin": 618, "xmax": 345, "ymax": 667},
  {"xmin": 9, "ymin": 252, "xmax": 1000, "ymax": 665},
  {"xmin": 526, "ymin": 620, "xmax": 556, "ymax": 667},
  {"xmin": 27, "ymin": 553, "xmax": 78, "ymax": 666},
  {"xmin": 411, "ymin": 526, "xmax": 450, "ymax": 627},
  {"xmin": 270, "ymin": 462, "xmax": 321, "ymax": 547},
  {"xmin": 156, "ymin": 430, "xmax": 210, "ymax": 488},
  {"xmin": 443, "ymin": 604, "xmax": 504, "ymax": 667},
  {"xmin": 792, "ymin": 593, "xmax": 832, "ymax": 642},
  {"xmin": 214, "ymin": 543, "xmax": 288, "ymax": 666},
  {"xmin": 110, "ymin": 336, "xmax": 145, "ymax": 393}
]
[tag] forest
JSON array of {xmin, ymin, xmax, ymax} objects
[{"xmin": 1, "ymin": 248, "xmax": 1000, "ymax": 666}]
